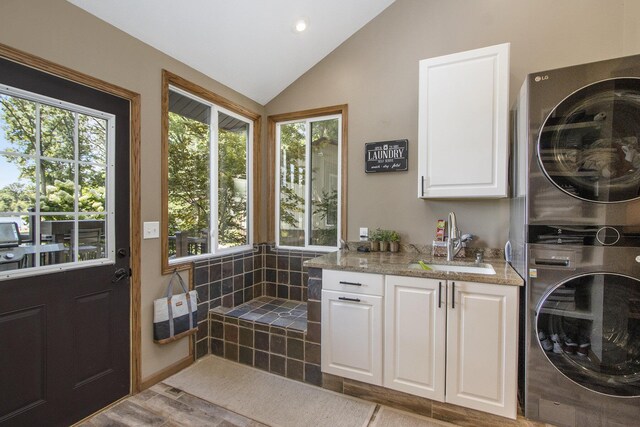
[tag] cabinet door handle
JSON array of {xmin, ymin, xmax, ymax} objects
[
  {"xmin": 438, "ymin": 281, "xmax": 442, "ymax": 308},
  {"xmin": 534, "ymin": 258, "xmax": 569, "ymax": 267},
  {"xmin": 421, "ymin": 176, "xmax": 425, "ymax": 196},
  {"xmin": 339, "ymin": 281, "xmax": 362, "ymax": 286},
  {"xmin": 451, "ymin": 282, "xmax": 455, "ymax": 309},
  {"xmin": 338, "ymin": 296, "xmax": 361, "ymax": 303}
]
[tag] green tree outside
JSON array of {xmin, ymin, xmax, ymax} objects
[{"xmin": 0, "ymin": 94, "xmax": 107, "ymax": 218}]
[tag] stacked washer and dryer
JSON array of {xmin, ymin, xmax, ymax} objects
[{"xmin": 509, "ymin": 55, "xmax": 640, "ymax": 426}]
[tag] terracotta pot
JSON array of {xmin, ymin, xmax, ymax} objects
[
  {"xmin": 370, "ymin": 241, "xmax": 379, "ymax": 252},
  {"xmin": 389, "ymin": 242, "xmax": 399, "ymax": 253},
  {"xmin": 380, "ymin": 241, "xmax": 389, "ymax": 252}
]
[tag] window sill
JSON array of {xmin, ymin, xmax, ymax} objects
[{"xmin": 165, "ymin": 244, "xmax": 255, "ymax": 273}]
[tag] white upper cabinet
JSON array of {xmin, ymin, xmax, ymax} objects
[{"xmin": 418, "ymin": 43, "xmax": 510, "ymax": 198}]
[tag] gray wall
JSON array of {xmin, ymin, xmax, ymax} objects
[
  {"xmin": 0, "ymin": 0, "xmax": 266, "ymax": 380},
  {"xmin": 266, "ymin": 0, "xmax": 636, "ymax": 248}
]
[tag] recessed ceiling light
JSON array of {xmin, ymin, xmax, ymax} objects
[{"xmin": 295, "ymin": 19, "xmax": 308, "ymax": 32}]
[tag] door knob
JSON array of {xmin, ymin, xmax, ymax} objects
[{"xmin": 112, "ymin": 268, "xmax": 130, "ymax": 283}]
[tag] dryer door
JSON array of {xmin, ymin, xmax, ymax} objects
[
  {"xmin": 538, "ymin": 78, "xmax": 640, "ymax": 203},
  {"xmin": 536, "ymin": 273, "xmax": 640, "ymax": 396}
]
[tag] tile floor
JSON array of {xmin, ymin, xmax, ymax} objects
[{"xmin": 213, "ymin": 296, "xmax": 308, "ymax": 332}]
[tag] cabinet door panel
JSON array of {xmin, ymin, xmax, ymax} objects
[
  {"xmin": 418, "ymin": 43, "xmax": 509, "ymax": 198},
  {"xmin": 321, "ymin": 290, "xmax": 382, "ymax": 385},
  {"xmin": 384, "ymin": 276, "xmax": 445, "ymax": 400},
  {"xmin": 446, "ymin": 281, "xmax": 518, "ymax": 419}
]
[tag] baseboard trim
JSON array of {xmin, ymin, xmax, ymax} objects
[{"xmin": 140, "ymin": 355, "xmax": 194, "ymax": 390}]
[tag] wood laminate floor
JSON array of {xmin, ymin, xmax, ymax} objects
[{"xmin": 79, "ymin": 382, "xmax": 552, "ymax": 427}]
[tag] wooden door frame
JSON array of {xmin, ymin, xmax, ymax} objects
[{"xmin": 0, "ymin": 43, "xmax": 143, "ymax": 393}]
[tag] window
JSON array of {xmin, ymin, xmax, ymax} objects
[
  {"xmin": 270, "ymin": 106, "xmax": 347, "ymax": 250},
  {"xmin": 0, "ymin": 84, "xmax": 115, "ymax": 276},
  {"xmin": 162, "ymin": 71, "xmax": 259, "ymax": 271}
]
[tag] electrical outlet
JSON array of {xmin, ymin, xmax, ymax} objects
[
  {"xmin": 359, "ymin": 227, "xmax": 369, "ymax": 241},
  {"xmin": 143, "ymin": 221, "xmax": 160, "ymax": 239}
]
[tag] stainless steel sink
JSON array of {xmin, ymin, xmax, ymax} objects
[{"xmin": 408, "ymin": 261, "xmax": 496, "ymax": 275}]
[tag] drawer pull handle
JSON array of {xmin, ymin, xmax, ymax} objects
[
  {"xmin": 339, "ymin": 281, "xmax": 362, "ymax": 286},
  {"xmin": 338, "ymin": 297, "xmax": 361, "ymax": 303}
]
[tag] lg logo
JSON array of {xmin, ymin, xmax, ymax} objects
[{"xmin": 534, "ymin": 75, "xmax": 549, "ymax": 82}]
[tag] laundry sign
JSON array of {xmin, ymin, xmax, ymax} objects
[{"xmin": 365, "ymin": 139, "xmax": 408, "ymax": 173}]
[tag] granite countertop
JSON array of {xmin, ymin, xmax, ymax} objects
[{"xmin": 304, "ymin": 250, "xmax": 524, "ymax": 286}]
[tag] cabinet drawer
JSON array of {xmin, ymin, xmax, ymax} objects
[{"xmin": 322, "ymin": 269, "xmax": 384, "ymax": 296}]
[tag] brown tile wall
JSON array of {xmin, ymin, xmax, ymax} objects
[
  {"xmin": 192, "ymin": 244, "xmax": 325, "ymax": 359},
  {"xmin": 192, "ymin": 244, "xmax": 264, "ymax": 359},
  {"xmin": 208, "ymin": 312, "xmax": 322, "ymax": 386},
  {"xmin": 263, "ymin": 245, "xmax": 326, "ymax": 301}
]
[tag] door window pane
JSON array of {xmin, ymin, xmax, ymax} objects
[
  {"xmin": 40, "ymin": 215, "xmax": 75, "ymax": 265},
  {"xmin": 0, "ymin": 94, "xmax": 36, "ymax": 154},
  {"xmin": 79, "ymin": 164, "xmax": 106, "ymax": 213},
  {"xmin": 0, "ymin": 155, "xmax": 35, "ymax": 213},
  {"xmin": 79, "ymin": 114, "xmax": 107, "ymax": 164},
  {"xmin": 0, "ymin": 87, "xmax": 114, "ymax": 275},
  {"xmin": 40, "ymin": 160, "xmax": 75, "ymax": 212},
  {"xmin": 278, "ymin": 122, "xmax": 306, "ymax": 247},
  {"xmin": 40, "ymin": 104, "xmax": 75, "ymax": 160}
]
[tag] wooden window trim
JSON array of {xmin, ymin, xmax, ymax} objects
[
  {"xmin": 161, "ymin": 70, "xmax": 262, "ymax": 275},
  {"xmin": 267, "ymin": 105, "xmax": 348, "ymax": 244}
]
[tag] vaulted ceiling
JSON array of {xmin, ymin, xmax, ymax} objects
[{"xmin": 66, "ymin": 0, "xmax": 396, "ymax": 105}]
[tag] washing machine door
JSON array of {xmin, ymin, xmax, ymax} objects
[
  {"xmin": 538, "ymin": 78, "xmax": 640, "ymax": 203},
  {"xmin": 536, "ymin": 273, "xmax": 640, "ymax": 396}
]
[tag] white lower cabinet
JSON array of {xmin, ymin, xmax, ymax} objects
[
  {"xmin": 384, "ymin": 275, "xmax": 446, "ymax": 400},
  {"xmin": 445, "ymin": 280, "xmax": 518, "ymax": 419},
  {"xmin": 321, "ymin": 270, "xmax": 518, "ymax": 420},
  {"xmin": 321, "ymin": 271, "xmax": 384, "ymax": 385},
  {"xmin": 384, "ymin": 276, "xmax": 518, "ymax": 420}
]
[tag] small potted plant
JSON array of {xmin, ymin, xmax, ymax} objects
[
  {"xmin": 370, "ymin": 228, "xmax": 382, "ymax": 252},
  {"xmin": 379, "ymin": 229, "xmax": 391, "ymax": 252},
  {"xmin": 389, "ymin": 230, "xmax": 400, "ymax": 253}
]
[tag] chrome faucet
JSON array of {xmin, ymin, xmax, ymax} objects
[{"xmin": 446, "ymin": 211, "xmax": 463, "ymax": 261}]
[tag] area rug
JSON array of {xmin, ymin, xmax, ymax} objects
[
  {"xmin": 371, "ymin": 407, "xmax": 458, "ymax": 427},
  {"xmin": 164, "ymin": 355, "xmax": 376, "ymax": 427}
]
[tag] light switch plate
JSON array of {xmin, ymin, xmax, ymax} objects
[
  {"xmin": 359, "ymin": 227, "xmax": 369, "ymax": 241},
  {"xmin": 143, "ymin": 221, "xmax": 160, "ymax": 239}
]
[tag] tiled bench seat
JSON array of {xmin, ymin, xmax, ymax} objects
[
  {"xmin": 209, "ymin": 296, "xmax": 321, "ymax": 385},
  {"xmin": 214, "ymin": 296, "xmax": 307, "ymax": 331}
]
